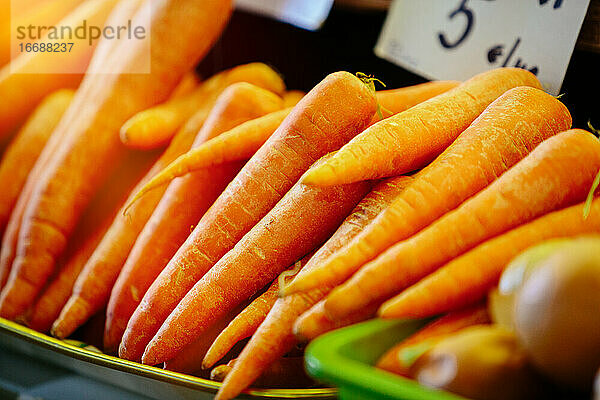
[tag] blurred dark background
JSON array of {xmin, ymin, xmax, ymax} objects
[{"xmin": 198, "ymin": 5, "xmax": 599, "ymax": 130}]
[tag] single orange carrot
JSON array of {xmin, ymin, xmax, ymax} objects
[
  {"xmin": 120, "ymin": 63, "xmax": 285, "ymax": 149},
  {"xmin": 124, "ymin": 108, "xmax": 292, "ymax": 205},
  {"xmin": 0, "ymin": 0, "xmax": 122, "ymax": 140},
  {"xmin": 102, "ymin": 83, "xmax": 283, "ymax": 351},
  {"xmin": 284, "ymin": 85, "xmax": 572, "ymax": 296},
  {"xmin": 0, "ymin": 0, "xmax": 234, "ymax": 322},
  {"xmin": 202, "ymin": 261, "xmax": 304, "ymax": 369},
  {"xmin": 119, "ymin": 71, "xmax": 377, "ymax": 362},
  {"xmin": 303, "ymin": 68, "xmax": 541, "ymax": 186},
  {"xmin": 376, "ymin": 304, "xmax": 490, "ymax": 375},
  {"xmin": 0, "ymin": 89, "xmax": 73, "ymax": 233},
  {"xmin": 323, "ymin": 129, "xmax": 600, "ymax": 323},
  {"xmin": 370, "ymin": 80, "xmax": 460, "ymax": 125},
  {"xmin": 212, "ymin": 175, "xmax": 412, "ymax": 400},
  {"xmin": 141, "ymin": 160, "xmax": 374, "ymax": 365},
  {"xmin": 380, "ymin": 196, "xmax": 600, "ymax": 319}
]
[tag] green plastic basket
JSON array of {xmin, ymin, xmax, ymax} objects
[{"xmin": 305, "ymin": 318, "xmax": 468, "ymax": 400}]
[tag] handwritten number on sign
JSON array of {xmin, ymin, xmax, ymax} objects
[
  {"xmin": 539, "ymin": 0, "xmax": 563, "ymax": 9},
  {"xmin": 438, "ymin": 0, "xmax": 474, "ymax": 49}
]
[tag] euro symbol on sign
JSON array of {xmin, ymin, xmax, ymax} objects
[{"xmin": 487, "ymin": 45, "xmax": 503, "ymax": 63}]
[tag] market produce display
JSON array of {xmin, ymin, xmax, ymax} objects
[{"xmin": 0, "ymin": 1, "xmax": 599, "ymax": 400}]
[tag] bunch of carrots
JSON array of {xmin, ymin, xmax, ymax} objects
[{"xmin": 1, "ymin": 1, "xmax": 599, "ymax": 399}]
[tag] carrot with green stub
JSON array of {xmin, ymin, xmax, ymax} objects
[
  {"xmin": 102, "ymin": 83, "xmax": 283, "ymax": 352},
  {"xmin": 283, "ymin": 85, "xmax": 571, "ymax": 297},
  {"xmin": 370, "ymin": 80, "xmax": 460, "ymax": 125},
  {"xmin": 119, "ymin": 71, "xmax": 377, "ymax": 362},
  {"xmin": 376, "ymin": 304, "xmax": 490, "ymax": 376},
  {"xmin": 323, "ymin": 129, "xmax": 600, "ymax": 323},
  {"xmin": 120, "ymin": 63, "xmax": 285, "ymax": 150},
  {"xmin": 0, "ymin": 89, "xmax": 74, "ymax": 234},
  {"xmin": 202, "ymin": 261, "xmax": 304, "ymax": 369},
  {"xmin": 0, "ymin": 0, "xmax": 234, "ymax": 322},
  {"xmin": 141, "ymin": 157, "xmax": 374, "ymax": 365},
  {"xmin": 213, "ymin": 175, "xmax": 412, "ymax": 400},
  {"xmin": 380, "ymin": 195, "xmax": 600, "ymax": 319},
  {"xmin": 124, "ymin": 108, "xmax": 292, "ymax": 205},
  {"xmin": 303, "ymin": 68, "xmax": 540, "ymax": 186}
]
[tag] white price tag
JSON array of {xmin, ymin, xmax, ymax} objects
[
  {"xmin": 235, "ymin": 0, "xmax": 334, "ymax": 31},
  {"xmin": 375, "ymin": 0, "xmax": 591, "ymax": 94}
]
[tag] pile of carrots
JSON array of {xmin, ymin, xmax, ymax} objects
[{"xmin": 1, "ymin": 1, "xmax": 599, "ymax": 399}]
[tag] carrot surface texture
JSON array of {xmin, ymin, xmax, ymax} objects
[
  {"xmin": 323, "ymin": 129, "xmax": 600, "ymax": 323},
  {"xmin": 283, "ymin": 85, "xmax": 571, "ymax": 296},
  {"xmin": 141, "ymin": 156, "xmax": 374, "ymax": 365},
  {"xmin": 103, "ymin": 83, "xmax": 283, "ymax": 352},
  {"xmin": 303, "ymin": 67, "xmax": 541, "ymax": 186},
  {"xmin": 214, "ymin": 175, "xmax": 412, "ymax": 400},
  {"xmin": 119, "ymin": 71, "xmax": 377, "ymax": 362},
  {"xmin": 120, "ymin": 63, "xmax": 285, "ymax": 149},
  {"xmin": 202, "ymin": 261, "xmax": 304, "ymax": 369},
  {"xmin": 376, "ymin": 304, "xmax": 490, "ymax": 375},
  {"xmin": 370, "ymin": 80, "xmax": 460, "ymax": 125},
  {"xmin": 380, "ymin": 195, "xmax": 600, "ymax": 319},
  {"xmin": 0, "ymin": 0, "xmax": 120, "ymax": 140},
  {"xmin": 0, "ymin": 89, "xmax": 73, "ymax": 234},
  {"xmin": 0, "ymin": 0, "xmax": 234, "ymax": 321}
]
